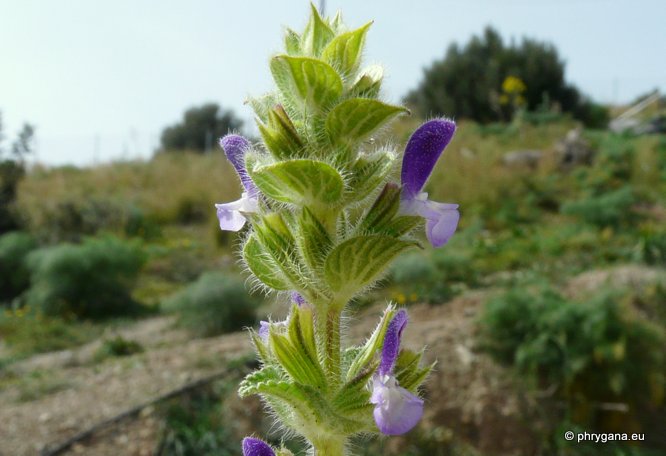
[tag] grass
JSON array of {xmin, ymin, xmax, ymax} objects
[
  {"xmin": 93, "ymin": 336, "xmax": 144, "ymax": 363},
  {"xmin": 15, "ymin": 369, "xmax": 73, "ymax": 402},
  {"xmin": 16, "ymin": 153, "xmax": 240, "ymax": 243},
  {"xmin": 0, "ymin": 309, "xmax": 99, "ymax": 363}
]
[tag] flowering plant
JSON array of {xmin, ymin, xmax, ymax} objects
[{"xmin": 215, "ymin": 5, "xmax": 458, "ymax": 455}]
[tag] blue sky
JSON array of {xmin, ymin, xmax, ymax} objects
[{"xmin": 1, "ymin": 0, "xmax": 665, "ymax": 165}]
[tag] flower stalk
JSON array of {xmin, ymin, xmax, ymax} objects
[{"xmin": 220, "ymin": 4, "xmax": 461, "ymax": 455}]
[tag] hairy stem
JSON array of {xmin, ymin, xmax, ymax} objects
[
  {"xmin": 325, "ymin": 306, "xmax": 341, "ymax": 383},
  {"xmin": 314, "ymin": 302, "xmax": 343, "ymax": 385}
]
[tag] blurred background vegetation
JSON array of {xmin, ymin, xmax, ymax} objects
[{"xmin": 1, "ymin": 23, "xmax": 665, "ymax": 456}]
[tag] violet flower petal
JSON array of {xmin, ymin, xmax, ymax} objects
[
  {"xmin": 401, "ymin": 194, "xmax": 459, "ymax": 248},
  {"xmin": 291, "ymin": 291, "xmax": 306, "ymax": 307},
  {"xmin": 258, "ymin": 319, "xmax": 288, "ymax": 342},
  {"xmin": 379, "ymin": 309, "xmax": 408, "ymax": 376},
  {"xmin": 220, "ymin": 134, "xmax": 257, "ymax": 195},
  {"xmin": 242, "ymin": 437, "xmax": 275, "ymax": 456},
  {"xmin": 370, "ymin": 375, "xmax": 424, "ymax": 435},
  {"xmin": 215, "ymin": 192, "xmax": 258, "ymax": 232},
  {"xmin": 423, "ymin": 200, "xmax": 460, "ymax": 247},
  {"xmin": 258, "ymin": 321, "xmax": 270, "ymax": 341},
  {"xmin": 401, "ymin": 119, "xmax": 456, "ymax": 199}
]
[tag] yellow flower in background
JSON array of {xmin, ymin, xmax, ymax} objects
[
  {"xmin": 502, "ymin": 75, "xmax": 527, "ymax": 95},
  {"xmin": 500, "ymin": 75, "xmax": 527, "ymax": 109}
]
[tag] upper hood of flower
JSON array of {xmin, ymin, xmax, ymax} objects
[
  {"xmin": 379, "ymin": 308, "xmax": 408, "ymax": 376},
  {"xmin": 220, "ymin": 134, "xmax": 257, "ymax": 195},
  {"xmin": 401, "ymin": 119, "xmax": 456, "ymax": 199}
]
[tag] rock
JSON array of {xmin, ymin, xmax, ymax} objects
[
  {"xmin": 502, "ymin": 150, "xmax": 543, "ymax": 169},
  {"xmin": 555, "ymin": 128, "xmax": 595, "ymax": 168}
]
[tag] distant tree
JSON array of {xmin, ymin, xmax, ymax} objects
[
  {"xmin": 160, "ymin": 103, "xmax": 244, "ymax": 153},
  {"xmin": 405, "ymin": 26, "xmax": 608, "ymax": 127},
  {"xmin": 0, "ymin": 112, "xmax": 5, "ymax": 157},
  {"xmin": 11, "ymin": 123, "xmax": 35, "ymax": 160},
  {"xmin": 0, "ymin": 112, "xmax": 35, "ymax": 233}
]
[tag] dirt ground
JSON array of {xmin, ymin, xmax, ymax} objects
[{"xmin": 1, "ymin": 265, "xmax": 661, "ymax": 456}]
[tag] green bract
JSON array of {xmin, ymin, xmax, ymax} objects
[{"xmin": 235, "ymin": 5, "xmax": 435, "ymax": 455}]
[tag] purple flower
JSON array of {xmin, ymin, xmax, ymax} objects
[
  {"xmin": 216, "ymin": 134, "xmax": 259, "ymax": 231},
  {"xmin": 242, "ymin": 437, "xmax": 275, "ymax": 456},
  {"xmin": 258, "ymin": 319, "xmax": 288, "ymax": 342},
  {"xmin": 291, "ymin": 291, "xmax": 306, "ymax": 307},
  {"xmin": 369, "ymin": 309, "xmax": 424, "ymax": 435},
  {"xmin": 221, "ymin": 134, "xmax": 257, "ymax": 196},
  {"xmin": 400, "ymin": 119, "xmax": 460, "ymax": 247},
  {"xmin": 258, "ymin": 321, "xmax": 270, "ymax": 341},
  {"xmin": 215, "ymin": 195, "xmax": 258, "ymax": 232}
]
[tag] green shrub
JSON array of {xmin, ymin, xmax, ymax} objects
[
  {"xmin": 0, "ymin": 160, "xmax": 25, "ymax": 233},
  {"xmin": 480, "ymin": 286, "xmax": 665, "ymax": 392},
  {"xmin": 157, "ymin": 380, "xmax": 239, "ymax": 456},
  {"xmin": 479, "ymin": 286, "xmax": 665, "ymax": 434},
  {"xmin": 159, "ymin": 103, "xmax": 244, "ymax": 153},
  {"xmin": 0, "ymin": 231, "xmax": 37, "ymax": 303},
  {"xmin": 391, "ymin": 252, "xmax": 453, "ymax": 304},
  {"xmin": 405, "ymin": 26, "xmax": 601, "ymax": 126},
  {"xmin": 94, "ymin": 336, "xmax": 143, "ymax": 362},
  {"xmin": 390, "ymin": 245, "xmax": 477, "ymax": 304},
  {"xmin": 0, "ymin": 309, "xmax": 98, "ymax": 358},
  {"xmin": 123, "ymin": 205, "xmax": 162, "ymax": 240},
  {"xmin": 561, "ymin": 186, "xmax": 636, "ymax": 228},
  {"xmin": 635, "ymin": 230, "xmax": 666, "ymax": 266},
  {"xmin": 26, "ymin": 236, "xmax": 146, "ymax": 319},
  {"xmin": 164, "ymin": 272, "xmax": 260, "ymax": 337}
]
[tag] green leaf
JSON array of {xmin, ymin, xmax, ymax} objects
[
  {"xmin": 250, "ymin": 330, "xmax": 271, "ymax": 364},
  {"xmin": 250, "ymin": 159, "xmax": 344, "ymax": 207},
  {"xmin": 345, "ymin": 151, "xmax": 396, "ymax": 203},
  {"xmin": 270, "ymin": 56, "xmax": 342, "ymax": 112},
  {"xmin": 326, "ymin": 98, "xmax": 408, "ymax": 147},
  {"xmin": 270, "ymin": 331, "xmax": 325, "ymax": 387},
  {"xmin": 238, "ymin": 365, "xmax": 284, "ymax": 398},
  {"xmin": 350, "ymin": 64, "xmax": 383, "ymax": 98},
  {"xmin": 359, "ymin": 185, "xmax": 421, "ymax": 236},
  {"xmin": 301, "ymin": 3, "xmax": 334, "ymax": 56},
  {"xmin": 297, "ymin": 206, "xmax": 332, "ymax": 271},
  {"xmin": 380, "ymin": 216, "xmax": 422, "ymax": 237},
  {"xmin": 324, "ymin": 235, "xmax": 417, "ymax": 296},
  {"xmin": 295, "ymin": 305, "xmax": 318, "ymax": 363},
  {"xmin": 288, "ymin": 305, "xmax": 320, "ymax": 373},
  {"xmin": 332, "ymin": 366, "xmax": 374, "ymax": 413},
  {"xmin": 359, "ymin": 183, "xmax": 401, "ymax": 233},
  {"xmin": 330, "ymin": 11, "xmax": 344, "ymax": 31},
  {"xmin": 395, "ymin": 349, "xmax": 435, "ymax": 392},
  {"xmin": 254, "ymin": 214, "xmax": 305, "ymax": 289},
  {"xmin": 243, "ymin": 235, "xmax": 291, "ymax": 290},
  {"xmin": 322, "ymin": 22, "xmax": 372, "ymax": 76},
  {"xmin": 346, "ymin": 306, "xmax": 396, "ymax": 380},
  {"xmin": 258, "ymin": 105, "xmax": 304, "ymax": 160},
  {"xmin": 246, "ymin": 92, "xmax": 279, "ymax": 123},
  {"xmin": 285, "ymin": 28, "xmax": 301, "ymax": 55},
  {"xmin": 240, "ymin": 376, "xmax": 322, "ymax": 423}
]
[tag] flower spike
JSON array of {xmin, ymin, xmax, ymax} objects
[
  {"xmin": 400, "ymin": 119, "xmax": 459, "ymax": 247},
  {"xmin": 242, "ymin": 437, "xmax": 276, "ymax": 456}
]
